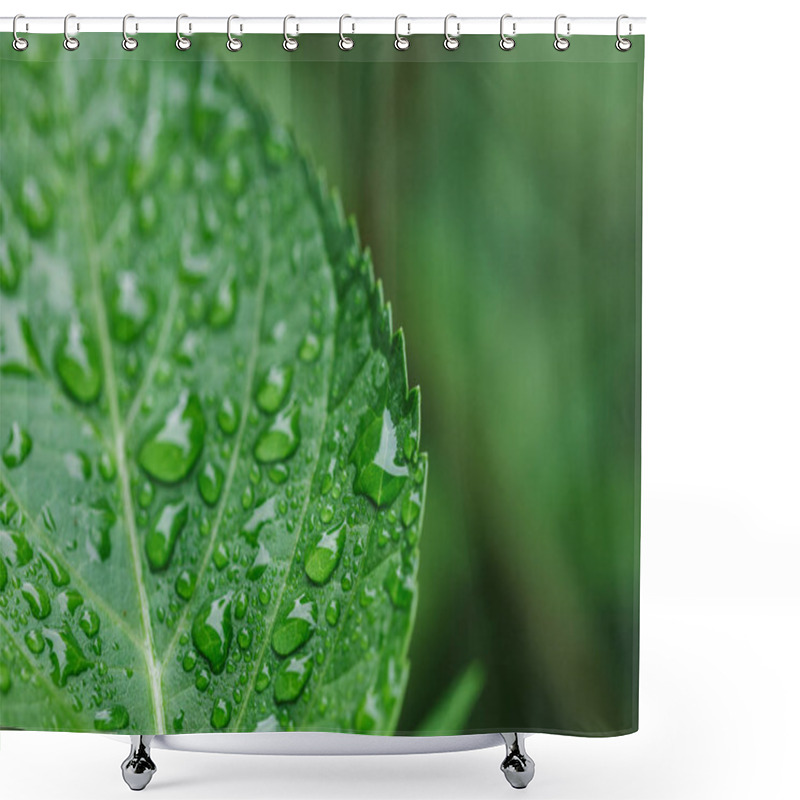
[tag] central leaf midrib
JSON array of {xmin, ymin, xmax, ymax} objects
[{"xmin": 63, "ymin": 66, "xmax": 165, "ymax": 733}]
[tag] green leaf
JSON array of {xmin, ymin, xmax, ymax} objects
[{"xmin": 0, "ymin": 40, "xmax": 426, "ymax": 736}]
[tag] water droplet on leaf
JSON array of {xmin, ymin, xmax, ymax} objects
[
  {"xmin": 198, "ymin": 461, "xmax": 224, "ymax": 506},
  {"xmin": 138, "ymin": 391, "xmax": 206, "ymax": 483},
  {"xmin": 54, "ymin": 317, "xmax": 102, "ymax": 404},
  {"xmin": 2, "ymin": 423, "xmax": 32, "ymax": 468},
  {"xmin": 145, "ymin": 501, "xmax": 189, "ymax": 572},
  {"xmin": 351, "ymin": 408, "xmax": 408, "ymax": 508},
  {"xmin": 273, "ymin": 654, "xmax": 313, "ymax": 703},
  {"xmin": 272, "ymin": 593, "xmax": 317, "ymax": 656},
  {"xmin": 304, "ymin": 521, "xmax": 346, "ymax": 585},
  {"xmin": 254, "ymin": 404, "xmax": 300, "ymax": 464},
  {"xmin": 94, "ymin": 705, "xmax": 129, "ymax": 731},
  {"xmin": 255, "ymin": 365, "xmax": 294, "ymax": 414},
  {"xmin": 192, "ymin": 593, "xmax": 233, "ymax": 674}
]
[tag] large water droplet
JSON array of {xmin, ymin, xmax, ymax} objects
[
  {"xmin": 271, "ymin": 593, "xmax": 317, "ymax": 656},
  {"xmin": 21, "ymin": 581, "xmax": 51, "ymax": 619},
  {"xmin": 254, "ymin": 404, "xmax": 300, "ymax": 464},
  {"xmin": 25, "ymin": 629, "xmax": 45, "ymax": 653},
  {"xmin": 211, "ymin": 696, "xmax": 232, "ymax": 729},
  {"xmin": 145, "ymin": 501, "xmax": 189, "ymax": 572},
  {"xmin": 192, "ymin": 593, "xmax": 233, "ymax": 674},
  {"xmin": 273, "ymin": 654, "xmax": 313, "ymax": 703},
  {"xmin": 43, "ymin": 627, "xmax": 92, "ymax": 687},
  {"xmin": 138, "ymin": 391, "xmax": 206, "ymax": 484},
  {"xmin": 325, "ymin": 598, "xmax": 340, "ymax": 626},
  {"xmin": 109, "ymin": 272, "xmax": 154, "ymax": 343},
  {"xmin": 54, "ymin": 317, "xmax": 102, "ymax": 404},
  {"xmin": 94, "ymin": 705, "xmax": 130, "ymax": 731},
  {"xmin": 0, "ymin": 529, "xmax": 33, "ymax": 565},
  {"xmin": 198, "ymin": 461, "xmax": 224, "ymax": 506},
  {"xmin": 351, "ymin": 408, "xmax": 408, "ymax": 508},
  {"xmin": 255, "ymin": 365, "xmax": 294, "ymax": 414},
  {"xmin": 208, "ymin": 273, "xmax": 237, "ymax": 328},
  {"xmin": 304, "ymin": 521, "xmax": 346, "ymax": 585},
  {"xmin": 241, "ymin": 497, "xmax": 276, "ymax": 546},
  {"xmin": 2, "ymin": 422, "xmax": 32, "ymax": 468}
]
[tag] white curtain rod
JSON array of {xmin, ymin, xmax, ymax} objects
[{"xmin": 1, "ymin": 16, "xmax": 645, "ymax": 37}]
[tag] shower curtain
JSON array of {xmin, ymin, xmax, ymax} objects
[{"xmin": 0, "ymin": 32, "xmax": 643, "ymax": 738}]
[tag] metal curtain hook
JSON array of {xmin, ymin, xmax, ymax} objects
[
  {"xmin": 444, "ymin": 14, "xmax": 460, "ymax": 51},
  {"xmin": 227, "ymin": 15, "xmax": 243, "ymax": 51},
  {"xmin": 339, "ymin": 14, "xmax": 354, "ymax": 50},
  {"xmin": 122, "ymin": 14, "xmax": 138, "ymax": 51},
  {"xmin": 283, "ymin": 15, "xmax": 299, "ymax": 51},
  {"xmin": 499, "ymin": 14, "xmax": 515, "ymax": 51},
  {"xmin": 176, "ymin": 13, "xmax": 191, "ymax": 50},
  {"xmin": 63, "ymin": 13, "xmax": 79, "ymax": 51},
  {"xmin": 394, "ymin": 15, "xmax": 410, "ymax": 51},
  {"xmin": 616, "ymin": 14, "xmax": 632, "ymax": 51},
  {"xmin": 554, "ymin": 14, "xmax": 570, "ymax": 51},
  {"xmin": 12, "ymin": 14, "xmax": 28, "ymax": 51}
]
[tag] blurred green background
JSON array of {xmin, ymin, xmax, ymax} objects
[{"xmin": 230, "ymin": 34, "xmax": 644, "ymax": 736}]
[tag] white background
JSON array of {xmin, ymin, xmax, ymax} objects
[{"xmin": 1, "ymin": 1, "xmax": 799, "ymax": 798}]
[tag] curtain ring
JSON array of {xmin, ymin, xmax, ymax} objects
[
  {"xmin": 499, "ymin": 14, "xmax": 515, "ymax": 50},
  {"xmin": 553, "ymin": 14, "xmax": 570, "ymax": 51},
  {"xmin": 12, "ymin": 14, "xmax": 28, "ymax": 51},
  {"xmin": 616, "ymin": 14, "xmax": 632, "ymax": 51},
  {"xmin": 283, "ymin": 15, "xmax": 299, "ymax": 51},
  {"xmin": 394, "ymin": 15, "xmax": 410, "ymax": 51},
  {"xmin": 227, "ymin": 15, "xmax": 243, "ymax": 51},
  {"xmin": 63, "ymin": 13, "xmax": 80, "ymax": 51},
  {"xmin": 176, "ymin": 13, "xmax": 191, "ymax": 50},
  {"xmin": 122, "ymin": 14, "xmax": 138, "ymax": 51},
  {"xmin": 339, "ymin": 14, "xmax": 354, "ymax": 50},
  {"xmin": 443, "ymin": 14, "xmax": 460, "ymax": 51}
]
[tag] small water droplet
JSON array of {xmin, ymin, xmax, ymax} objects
[
  {"xmin": 212, "ymin": 542, "xmax": 229, "ymax": 570},
  {"xmin": 145, "ymin": 501, "xmax": 189, "ymax": 572},
  {"xmin": 175, "ymin": 569, "xmax": 196, "ymax": 601},
  {"xmin": 401, "ymin": 492, "xmax": 421, "ymax": 527},
  {"xmin": 325, "ymin": 599, "xmax": 340, "ymax": 626},
  {"xmin": 385, "ymin": 564, "xmax": 414, "ymax": 609},
  {"xmin": 98, "ymin": 451, "xmax": 116, "ymax": 482},
  {"xmin": 22, "ymin": 176, "xmax": 52, "ymax": 233},
  {"xmin": 192, "ymin": 593, "xmax": 233, "ymax": 674},
  {"xmin": 304, "ymin": 521, "xmax": 346, "ymax": 586},
  {"xmin": 234, "ymin": 592, "xmax": 248, "ymax": 620},
  {"xmin": 58, "ymin": 588, "xmax": 84, "ymax": 615},
  {"xmin": 0, "ymin": 529, "xmax": 33, "ymax": 565},
  {"xmin": 254, "ymin": 404, "xmax": 301, "ymax": 464},
  {"xmin": 138, "ymin": 481, "xmax": 154, "ymax": 508},
  {"xmin": 217, "ymin": 397, "xmax": 240, "ymax": 435},
  {"xmin": 241, "ymin": 485, "xmax": 254, "ymax": 510},
  {"xmin": 255, "ymin": 365, "xmax": 294, "ymax": 414},
  {"xmin": 211, "ymin": 696, "xmax": 232, "ymax": 729},
  {"xmin": 109, "ymin": 271, "xmax": 154, "ymax": 343},
  {"xmin": 40, "ymin": 550, "xmax": 70, "ymax": 587},
  {"xmin": 2, "ymin": 422, "xmax": 32, "ymax": 468},
  {"xmin": 0, "ymin": 558, "xmax": 6, "ymax": 592},
  {"xmin": 198, "ymin": 461, "xmax": 224, "ymax": 506},
  {"xmin": 182, "ymin": 652, "xmax": 196, "ymax": 672},
  {"xmin": 173, "ymin": 710, "xmax": 185, "ymax": 732},
  {"xmin": 195, "ymin": 669, "xmax": 210, "ymax": 691},
  {"xmin": 93, "ymin": 705, "xmax": 129, "ymax": 731},
  {"xmin": 208, "ymin": 273, "xmax": 237, "ymax": 328},
  {"xmin": 298, "ymin": 332, "xmax": 321, "ymax": 363},
  {"xmin": 79, "ymin": 607, "xmax": 100, "ymax": 638},
  {"xmin": 246, "ymin": 543, "xmax": 271, "ymax": 581},
  {"xmin": 87, "ymin": 498, "xmax": 116, "ymax": 562},
  {"xmin": 359, "ymin": 587, "xmax": 376, "ymax": 608},
  {"xmin": 268, "ymin": 464, "xmax": 289, "ymax": 484},
  {"xmin": 273, "ymin": 654, "xmax": 313, "ymax": 703},
  {"xmin": 237, "ymin": 628, "xmax": 252, "ymax": 649},
  {"xmin": 0, "ymin": 662, "xmax": 11, "ymax": 694},
  {"xmin": 271, "ymin": 593, "xmax": 317, "ymax": 656},
  {"xmin": 351, "ymin": 408, "xmax": 408, "ymax": 508},
  {"xmin": 25, "ymin": 629, "xmax": 45, "ymax": 653},
  {"xmin": 21, "ymin": 581, "xmax": 51, "ymax": 619},
  {"xmin": 54, "ymin": 317, "xmax": 102, "ymax": 404},
  {"xmin": 255, "ymin": 662, "xmax": 271, "ymax": 693},
  {"xmin": 138, "ymin": 391, "xmax": 206, "ymax": 484}
]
